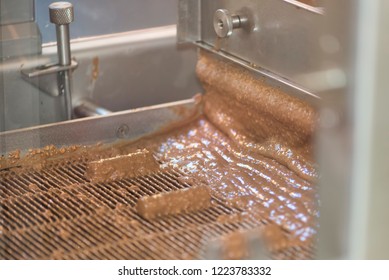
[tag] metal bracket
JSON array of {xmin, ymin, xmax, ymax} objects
[{"xmin": 20, "ymin": 59, "xmax": 78, "ymax": 97}]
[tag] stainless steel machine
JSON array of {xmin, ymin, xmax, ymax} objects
[
  {"xmin": 1, "ymin": 0, "xmax": 389, "ymax": 259},
  {"xmin": 0, "ymin": 0, "xmax": 201, "ymax": 131}
]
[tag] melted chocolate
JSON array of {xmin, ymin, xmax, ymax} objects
[
  {"xmin": 136, "ymin": 185, "xmax": 211, "ymax": 220},
  {"xmin": 85, "ymin": 149, "xmax": 159, "ymax": 183},
  {"xmin": 221, "ymin": 231, "xmax": 249, "ymax": 260}
]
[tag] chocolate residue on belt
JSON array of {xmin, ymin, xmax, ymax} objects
[
  {"xmin": 58, "ymin": 228, "xmax": 71, "ymax": 239},
  {"xmin": 128, "ymin": 185, "xmax": 140, "ymax": 192},
  {"xmin": 27, "ymin": 183, "xmax": 40, "ymax": 193},
  {"xmin": 176, "ymin": 176, "xmax": 197, "ymax": 186},
  {"xmin": 135, "ymin": 116, "xmax": 319, "ymax": 245},
  {"xmin": 136, "ymin": 185, "xmax": 211, "ymax": 220},
  {"xmin": 221, "ymin": 231, "xmax": 250, "ymax": 260},
  {"xmin": 115, "ymin": 51, "xmax": 318, "ymax": 252},
  {"xmin": 261, "ymin": 223, "xmax": 291, "ymax": 253},
  {"xmin": 0, "ymin": 142, "xmax": 122, "ymax": 173},
  {"xmin": 84, "ymin": 149, "xmax": 159, "ymax": 183},
  {"xmin": 217, "ymin": 212, "xmax": 248, "ymax": 224},
  {"xmin": 219, "ymin": 223, "xmax": 294, "ymax": 259}
]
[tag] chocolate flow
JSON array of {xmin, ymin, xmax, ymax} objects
[
  {"xmin": 197, "ymin": 51, "xmax": 317, "ymax": 182},
  {"xmin": 1, "ymin": 50, "xmax": 318, "ymax": 259},
  {"xmin": 125, "ymin": 51, "xmax": 318, "ymax": 254},
  {"xmin": 139, "ymin": 116, "xmax": 318, "ymax": 249}
]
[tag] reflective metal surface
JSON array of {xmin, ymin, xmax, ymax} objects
[
  {"xmin": 0, "ymin": 99, "xmax": 195, "ymax": 153},
  {"xmin": 49, "ymin": 2, "xmax": 75, "ymax": 119},
  {"xmin": 317, "ymin": 0, "xmax": 389, "ymax": 259},
  {"xmin": 0, "ymin": 0, "xmax": 41, "ymax": 59},
  {"xmin": 36, "ymin": 0, "xmax": 178, "ymax": 43},
  {"xmin": 178, "ymin": 0, "xmax": 323, "ymax": 92},
  {"xmin": 74, "ymin": 99, "xmax": 111, "ymax": 118},
  {"xmin": 213, "ymin": 9, "xmax": 247, "ymax": 38},
  {"xmin": 0, "ymin": 25, "xmax": 201, "ymax": 131},
  {"xmin": 0, "ymin": 22, "xmax": 42, "ymax": 59},
  {"xmin": 0, "ymin": 0, "xmax": 34, "ymax": 25}
]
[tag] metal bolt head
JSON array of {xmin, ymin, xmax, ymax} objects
[
  {"xmin": 214, "ymin": 9, "xmax": 234, "ymax": 38},
  {"xmin": 49, "ymin": 2, "xmax": 74, "ymax": 25},
  {"xmin": 116, "ymin": 124, "xmax": 130, "ymax": 139}
]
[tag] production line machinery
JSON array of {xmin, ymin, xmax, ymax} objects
[{"xmin": 1, "ymin": 0, "xmax": 389, "ymax": 259}]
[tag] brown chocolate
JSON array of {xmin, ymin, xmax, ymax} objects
[
  {"xmin": 58, "ymin": 228, "xmax": 70, "ymax": 239},
  {"xmin": 136, "ymin": 185, "xmax": 211, "ymax": 220},
  {"xmin": 128, "ymin": 185, "xmax": 140, "ymax": 192},
  {"xmin": 0, "ymin": 142, "xmax": 123, "ymax": 173},
  {"xmin": 221, "ymin": 231, "xmax": 249, "ymax": 260},
  {"xmin": 220, "ymin": 223, "xmax": 292, "ymax": 259},
  {"xmin": 114, "ymin": 214, "xmax": 128, "ymax": 225},
  {"xmin": 84, "ymin": 149, "xmax": 159, "ymax": 183},
  {"xmin": 177, "ymin": 176, "xmax": 196, "ymax": 185},
  {"xmin": 217, "ymin": 213, "xmax": 248, "ymax": 224},
  {"xmin": 27, "ymin": 183, "xmax": 40, "ymax": 193},
  {"xmin": 261, "ymin": 223, "xmax": 291, "ymax": 253},
  {"xmin": 197, "ymin": 51, "xmax": 318, "ymax": 182}
]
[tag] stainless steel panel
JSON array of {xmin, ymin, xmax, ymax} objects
[
  {"xmin": 0, "ymin": 22, "xmax": 42, "ymax": 58},
  {"xmin": 0, "ymin": 25, "xmax": 201, "ymax": 131},
  {"xmin": 0, "ymin": 0, "xmax": 34, "ymax": 25},
  {"xmin": 0, "ymin": 99, "xmax": 195, "ymax": 154},
  {"xmin": 36, "ymin": 0, "xmax": 178, "ymax": 43},
  {"xmin": 317, "ymin": 0, "xmax": 389, "ymax": 259},
  {"xmin": 66, "ymin": 26, "xmax": 201, "ymax": 113},
  {"xmin": 177, "ymin": 0, "xmax": 201, "ymax": 44},
  {"xmin": 178, "ymin": 0, "xmax": 323, "ymax": 92},
  {"xmin": 0, "ymin": 70, "xmax": 4, "ymax": 132}
]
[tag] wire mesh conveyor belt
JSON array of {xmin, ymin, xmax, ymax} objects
[{"xmin": 0, "ymin": 159, "xmax": 314, "ymax": 259}]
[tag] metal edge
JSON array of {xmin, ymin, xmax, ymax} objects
[
  {"xmin": 42, "ymin": 25, "xmax": 177, "ymax": 49},
  {"xmin": 0, "ymin": 99, "xmax": 196, "ymax": 154},
  {"xmin": 0, "ymin": 99, "xmax": 195, "ymax": 137},
  {"xmin": 283, "ymin": 0, "xmax": 325, "ymax": 15},
  {"xmin": 177, "ymin": 0, "xmax": 201, "ymax": 44},
  {"xmin": 197, "ymin": 43, "xmax": 320, "ymax": 104}
]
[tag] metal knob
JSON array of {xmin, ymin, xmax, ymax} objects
[
  {"xmin": 213, "ymin": 9, "xmax": 247, "ymax": 38},
  {"xmin": 49, "ymin": 2, "xmax": 74, "ymax": 25}
]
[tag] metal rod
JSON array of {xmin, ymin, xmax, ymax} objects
[
  {"xmin": 58, "ymin": 70, "xmax": 72, "ymax": 119},
  {"xmin": 56, "ymin": 24, "xmax": 71, "ymax": 65},
  {"xmin": 49, "ymin": 2, "xmax": 74, "ymax": 120},
  {"xmin": 74, "ymin": 99, "xmax": 112, "ymax": 118}
]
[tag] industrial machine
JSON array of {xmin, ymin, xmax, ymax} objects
[
  {"xmin": 1, "ymin": 0, "xmax": 388, "ymax": 259},
  {"xmin": 0, "ymin": 0, "xmax": 200, "ymax": 131}
]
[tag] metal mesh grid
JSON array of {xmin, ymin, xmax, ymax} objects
[{"xmin": 0, "ymin": 159, "xmax": 314, "ymax": 259}]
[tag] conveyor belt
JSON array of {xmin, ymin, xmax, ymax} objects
[{"xmin": 0, "ymin": 158, "xmax": 313, "ymax": 259}]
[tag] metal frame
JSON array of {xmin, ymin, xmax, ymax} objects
[{"xmin": 317, "ymin": 0, "xmax": 389, "ymax": 259}]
